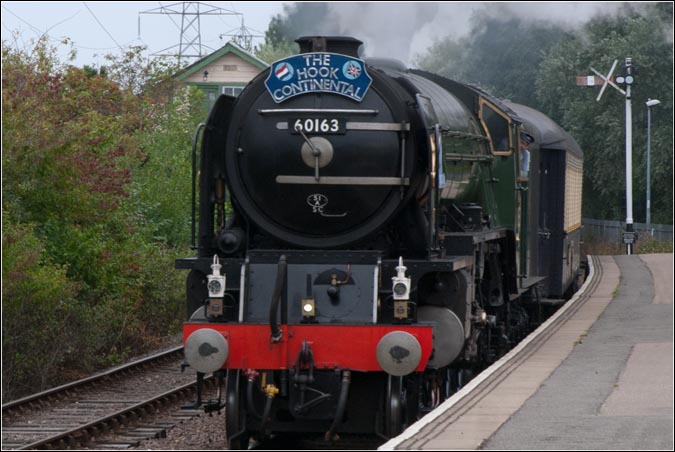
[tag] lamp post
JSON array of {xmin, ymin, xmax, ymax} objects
[{"xmin": 645, "ymin": 98, "xmax": 660, "ymax": 232}]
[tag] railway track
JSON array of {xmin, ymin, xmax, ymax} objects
[
  {"xmin": 2, "ymin": 346, "xmax": 212, "ymax": 450},
  {"xmin": 3, "ymin": 261, "xmax": 591, "ymax": 451}
]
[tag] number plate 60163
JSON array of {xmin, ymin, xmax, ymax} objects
[{"xmin": 291, "ymin": 118, "xmax": 346, "ymax": 134}]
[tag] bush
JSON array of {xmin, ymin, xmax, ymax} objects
[
  {"xmin": 2, "ymin": 215, "xmax": 80, "ymax": 400},
  {"xmin": 2, "ymin": 38, "xmax": 200, "ymax": 400}
]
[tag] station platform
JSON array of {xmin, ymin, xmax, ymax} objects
[{"xmin": 380, "ymin": 254, "xmax": 673, "ymax": 450}]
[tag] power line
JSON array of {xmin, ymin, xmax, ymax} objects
[
  {"xmin": 216, "ymin": 5, "xmax": 264, "ymax": 52},
  {"xmin": 139, "ymin": 1, "xmax": 240, "ymax": 63},
  {"xmin": 219, "ymin": 17, "xmax": 264, "ymax": 52},
  {"xmin": 82, "ymin": 2, "xmax": 123, "ymax": 50},
  {"xmin": 72, "ymin": 38, "xmax": 142, "ymax": 51},
  {"xmin": 157, "ymin": 2, "xmax": 182, "ymax": 32},
  {"xmin": 2, "ymin": 6, "xmax": 45, "ymax": 35},
  {"xmin": 2, "ymin": 6, "xmax": 82, "ymax": 37},
  {"xmin": 2, "ymin": 6, "xmax": 84, "ymax": 57},
  {"xmin": 1, "ymin": 19, "xmax": 22, "ymax": 51}
]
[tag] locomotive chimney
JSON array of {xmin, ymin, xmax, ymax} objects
[{"xmin": 295, "ymin": 36, "xmax": 363, "ymax": 57}]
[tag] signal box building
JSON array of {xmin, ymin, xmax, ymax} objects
[{"xmin": 174, "ymin": 41, "xmax": 268, "ymax": 109}]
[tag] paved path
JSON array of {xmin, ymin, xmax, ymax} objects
[
  {"xmin": 381, "ymin": 254, "xmax": 673, "ymax": 451},
  {"xmin": 483, "ymin": 254, "xmax": 673, "ymax": 450}
]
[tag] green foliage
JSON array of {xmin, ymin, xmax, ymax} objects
[
  {"xmin": 635, "ymin": 235, "xmax": 674, "ymax": 254},
  {"xmin": 535, "ymin": 3, "xmax": 673, "ymax": 224},
  {"xmin": 3, "ymin": 43, "xmax": 141, "ymax": 226},
  {"xmin": 2, "ymin": 36, "xmax": 197, "ymax": 400},
  {"xmin": 254, "ymin": 39, "xmax": 298, "ymax": 64},
  {"xmin": 129, "ymin": 85, "xmax": 205, "ymax": 246},
  {"xmin": 415, "ymin": 4, "xmax": 673, "ymax": 225},
  {"xmin": 103, "ymin": 45, "xmax": 185, "ymax": 97},
  {"xmin": 252, "ymin": 2, "xmax": 331, "ymax": 63},
  {"xmin": 2, "ymin": 213, "xmax": 81, "ymax": 400},
  {"xmin": 416, "ymin": 5, "xmax": 572, "ymax": 106}
]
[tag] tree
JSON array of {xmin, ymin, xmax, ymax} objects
[
  {"xmin": 2, "ymin": 36, "xmax": 199, "ymax": 400},
  {"xmin": 414, "ymin": 3, "xmax": 673, "ymax": 224},
  {"xmin": 535, "ymin": 3, "xmax": 673, "ymax": 223},
  {"xmin": 253, "ymin": 2, "xmax": 333, "ymax": 63},
  {"xmin": 254, "ymin": 38, "xmax": 297, "ymax": 64},
  {"xmin": 416, "ymin": 5, "xmax": 572, "ymax": 107},
  {"xmin": 2, "ymin": 216, "xmax": 81, "ymax": 400}
]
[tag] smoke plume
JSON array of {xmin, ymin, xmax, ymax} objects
[{"xmin": 283, "ymin": 2, "xmax": 651, "ymax": 65}]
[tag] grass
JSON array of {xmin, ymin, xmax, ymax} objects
[
  {"xmin": 574, "ymin": 332, "xmax": 589, "ymax": 346},
  {"xmin": 582, "ymin": 235, "xmax": 673, "ymax": 256},
  {"xmin": 612, "ymin": 286, "xmax": 620, "ymax": 297}
]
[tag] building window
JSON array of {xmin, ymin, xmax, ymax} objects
[
  {"xmin": 222, "ymin": 86, "xmax": 244, "ymax": 97},
  {"xmin": 223, "ymin": 64, "xmax": 238, "ymax": 71}
]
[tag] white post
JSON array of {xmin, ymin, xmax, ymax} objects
[
  {"xmin": 645, "ymin": 98, "xmax": 660, "ymax": 232},
  {"xmin": 646, "ymin": 104, "xmax": 652, "ymax": 230},
  {"xmin": 586, "ymin": 58, "xmax": 636, "ymax": 254},
  {"xmin": 623, "ymin": 58, "xmax": 635, "ymax": 255},
  {"xmin": 625, "ymin": 82, "xmax": 633, "ymax": 255}
]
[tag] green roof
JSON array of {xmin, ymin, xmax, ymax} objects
[{"xmin": 173, "ymin": 41, "xmax": 268, "ymax": 81}]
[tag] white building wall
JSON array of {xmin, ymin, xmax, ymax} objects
[{"xmin": 183, "ymin": 54, "xmax": 263, "ymax": 84}]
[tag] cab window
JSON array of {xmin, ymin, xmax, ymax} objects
[{"xmin": 479, "ymin": 100, "xmax": 512, "ymax": 155}]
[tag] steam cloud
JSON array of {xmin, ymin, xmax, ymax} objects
[{"xmin": 284, "ymin": 2, "xmax": 649, "ymax": 65}]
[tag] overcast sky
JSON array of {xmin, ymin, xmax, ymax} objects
[
  {"xmin": 1, "ymin": 1, "xmax": 286, "ymax": 67},
  {"xmin": 2, "ymin": 2, "xmax": 652, "ymax": 68}
]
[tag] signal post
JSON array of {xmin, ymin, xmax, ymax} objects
[{"xmin": 579, "ymin": 58, "xmax": 637, "ymax": 254}]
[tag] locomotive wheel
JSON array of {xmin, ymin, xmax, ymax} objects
[
  {"xmin": 226, "ymin": 369, "xmax": 250, "ymax": 450},
  {"xmin": 385, "ymin": 375, "xmax": 405, "ymax": 437}
]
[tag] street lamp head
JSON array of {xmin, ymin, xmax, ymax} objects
[{"xmin": 646, "ymin": 99, "xmax": 661, "ymax": 107}]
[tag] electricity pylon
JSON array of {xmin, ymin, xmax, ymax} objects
[{"xmin": 139, "ymin": 2, "xmax": 240, "ymax": 63}]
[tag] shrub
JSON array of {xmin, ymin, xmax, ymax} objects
[{"xmin": 2, "ymin": 38, "xmax": 200, "ymax": 400}]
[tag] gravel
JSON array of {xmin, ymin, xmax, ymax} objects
[
  {"xmin": 127, "ymin": 380, "xmax": 229, "ymax": 451},
  {"xmin": 131, "ymin": 410, "xmax": 229, "ymax": 450}
]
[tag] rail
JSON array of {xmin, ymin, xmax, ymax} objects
[
  {"xmin": 2, "ymin": 346, "xmax": 184, "ymax": 412},
  {"xmin": 2, "ymin": 346, "xmax": 205, "ymax": 450},
  {"xmin": 15, "ymin": 380, "xmax": 202, "ymax": 450}
]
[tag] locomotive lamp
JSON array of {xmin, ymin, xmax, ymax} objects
[
  {"xmin": 392, "ymin": 257, "xmax": 411, "ymax": 300},
  {"xmin": 301, "ymin": 274, "xmax": 316, "ymax": 319},
  {"xmin": 207, "ymin": 255, "xmax": 226, "ymax": 297},
  {"xmin": 301, "ymin": 299, "xmax": 316, "ymax": 317},
  {"xmin": 207, "ymin": 255, "xmax": 226, "ymax": 316},
  {"xmin": 392, "ymin": 257, "xmax": 411, "ymax": 320}
]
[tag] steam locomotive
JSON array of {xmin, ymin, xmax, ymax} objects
[{"xmin": 177, "ymin": 36, "xmax": 584, "ymax": 448}]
